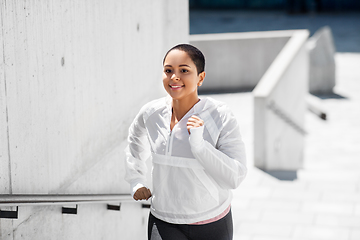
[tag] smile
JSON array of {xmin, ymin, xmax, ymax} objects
[{"xmin": 169, "ymin": 85, "xmax": 184, "ymax": 89}]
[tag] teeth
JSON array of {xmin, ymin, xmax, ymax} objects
[{"xmin": 171, "ymin": 85, "xmax": 182, "ymax": 88}]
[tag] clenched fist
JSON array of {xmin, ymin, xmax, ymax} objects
[
  {"xmin": 133, "ymin": 187, "xmax": 152, "ymax": 201},
  {"xmin": 187, "ymin": 115, "xmax": 204, "ymax": 134}
]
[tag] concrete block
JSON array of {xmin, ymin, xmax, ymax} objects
[
  {"xmin": 253, "ymin": 30, "xmax": 309, "ymax": 171},
  {"xmin": 307, "ymin": 26, "xmax": 336, "ymax": 94}
]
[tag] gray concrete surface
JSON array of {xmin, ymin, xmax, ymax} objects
[
  {"xmin": 307, "ymin": 26, "xmax": 336, "ymax": 94},
  {"xmin": 194, "ymin": 10, "xmax": 360, "ymax": 240},
  {"xmin": 0, "ymin": 1, "xmax": 189, "ymax": 239}
]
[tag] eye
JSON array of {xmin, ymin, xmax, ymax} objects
[
  {"xmin": 181, "ymin": 69, "xmax": 189, "ymax": 73},
  {"xmin": 164, "ymin": 69, "xmax": 172, "ymax": 73}
]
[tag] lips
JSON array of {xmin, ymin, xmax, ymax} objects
[{"xmin": 169, "ymin": 85, "xmax": 184, "ymax": 89}]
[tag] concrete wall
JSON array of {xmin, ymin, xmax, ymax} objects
[
  {"xmin": 190, "ymin": 31, "xmax": 290, "ymax": 92},
  {"xmin": 253, "ymin": 30, "xmax": 309, "ymax": 171},
  {"xmin": 0, "ymin": 0, "xmax": 188, "ymax": 239},
  {"xmin": 307, "ymin": 26, "xmax": 336, "ymax": 94}
]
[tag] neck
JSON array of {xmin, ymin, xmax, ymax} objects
[{"xmin": 172, "ymin": 95, "xmax": 200, "ymax": 121}]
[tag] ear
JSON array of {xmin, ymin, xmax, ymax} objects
[{"xmin": 197, "ymin": 71, "xmax": 205, "ymax": 87}]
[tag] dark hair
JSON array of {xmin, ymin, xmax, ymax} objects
[{"xmin": 163, "ymin": 44, "xmax": 205, "ymax": 75}]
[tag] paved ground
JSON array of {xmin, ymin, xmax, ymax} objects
[{"xmin": 194, "ymin": 10, "xmax": 360, "ymax": 240}]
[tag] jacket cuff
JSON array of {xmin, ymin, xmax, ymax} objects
[{"xmin": 189, "ymin": 125, "xmax": 205, "ymax": 152}]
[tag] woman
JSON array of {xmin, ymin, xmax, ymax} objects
[{"xmin": 125, "ymin": 44, "xmax": 247, "ymax": 240}]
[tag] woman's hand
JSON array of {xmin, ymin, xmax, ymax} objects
[
  {"xmin": 133, "ymin": 187, "xmax": 152, "ymax": 201},
  {"xmin": 187, "ymin": 115, "xmax": 204, "ymax": 134}
]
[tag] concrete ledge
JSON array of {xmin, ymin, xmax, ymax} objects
[
  {"xmin": 253, "ymin": 30, "xmax": 309, "ymax": 171},
  {"xmin": 307, "ymin": 26, "xmax": 336, "ymax": 94}
]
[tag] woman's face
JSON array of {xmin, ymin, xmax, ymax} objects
[{"xmin": 163, "ymin": 50, "xmax": 204, "ymax": 101}]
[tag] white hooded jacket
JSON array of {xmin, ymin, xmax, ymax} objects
[{"xmin": 125, "ymin": 96, "xmax": 247, "ymax": 224}]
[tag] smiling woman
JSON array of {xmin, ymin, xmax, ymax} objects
[
  {"xmin": 124, "ymin": 44, "xmax": 247, "ymax": 240},
  {"xmin": 162, "ymin": 49, "xmax": 205, "ymax": 117}
]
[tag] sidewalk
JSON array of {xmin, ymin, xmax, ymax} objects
[{"xmin": 194, "ymin": 10, "xmax": 360, "ymax": 240}]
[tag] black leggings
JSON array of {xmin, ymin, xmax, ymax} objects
[{"xmin": 148, "ymin": 210, "xmax": 233, "ymax": 240}]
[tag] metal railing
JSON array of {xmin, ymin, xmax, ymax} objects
[
  {"xmin": 0, "ymin": 194, "xmax": 140, "ymax": 219},
  {"xmin": 0, "ymin": 194, "xmax": 133, "ymax": 207}
]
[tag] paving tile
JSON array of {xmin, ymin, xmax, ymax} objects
[
  {"xmin": 350, "ymin": 229, "xmax": 360, "ymax": 240},
  {"xmin": 237, "ymin": 222, "xmax": 294, "ymax": 237},
  {"xmin": 252, "ymin": 236, "xmax": 290, "ymax": 240},
  {"xmin": 307, "ymin": 182, "xmax": 358, "ymax": 193},
  {"xmin": 321, "ymin": 192, "xmax": 360, "ymax": 203},
  {"xmin": 263, "ymin": 180, "xmax": 308, "ymax": 191},
  {"xmin": 233, "ymin": 233, "xmax": 252, "ymax": 240},
  {"xmin": 297, "ymin": 171, "xmax": 360, "ymax": 182},
  {"xmin": 232, "ymin": 208, "xmax": 262, "ymax": 222},
  {"xmin": 261, "ymin": 211, "xmax": 315, "ymax": 225},
  {"xmin": 355, "ymin": 203, "xmax": 360, "ymax": 216},
  {"xmin": 301, "ymin": 202, "xmax": 354, "ymax": 215},
  {"xmin": 315, "ymin": 214, "xmax": 360, "ymax": 228},
  {"xmin": 270, "ymin": 189, "xmax": 321, "ymax": 201},
  {"xmin": 293, "ymin": 226, "xmax": 350, "ymax": 240},
  {"xmin": 249, "ymin": 199, "xmax": 301, "ymax": 212}
]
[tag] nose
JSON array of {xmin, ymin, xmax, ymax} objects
[{"xmin": 171, "ymin": 73, "xmax": 179, "ymax": 81}]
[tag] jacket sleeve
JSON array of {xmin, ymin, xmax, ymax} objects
[
  {"xmin": 189, "ymin": 108, "xmax": 247, "ymax": 189},
  {"xmin": 124, "ymin": 107, "xmax": 151, "ymax": 196}
]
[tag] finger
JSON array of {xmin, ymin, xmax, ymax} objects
[
  {"xmin": 187, "ymin": 117, "xmax": 200, "ymax": 123},
  {"xmin": 187, "ymin": 117, "xmax": 204, "ymax": 126},
  {"xmin": 135, "ymin": 190, "xmax": 144, "ymax": 200},
  {"xmin": 139, "ymin": 190, "xmax": 147, "ymax": 200},
  {"xmin": 187, "ymin": 122, "xmax": 196, "ymax": 128},
  {"xmin": 187, "ymin": 121, "xmax": 202, "ymax": 127},
  {"xmin": 190, "ymin": 115, "xmax": 201, "ymax": 120},
  {"xmin": 187, "ymin": 125, "xmax": 192, "ymax": 134},
  {"xmin": 133, "ymin": 194, "xmax": 139, "ymax": 201},
  {"xmin": 146, "ymin": 189, "xmax": 152, "ymax": 200}
]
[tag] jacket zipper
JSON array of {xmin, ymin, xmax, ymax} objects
[{"xmin": 166, "ymin": 130, "xmax": 172, "ymax": 156}]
